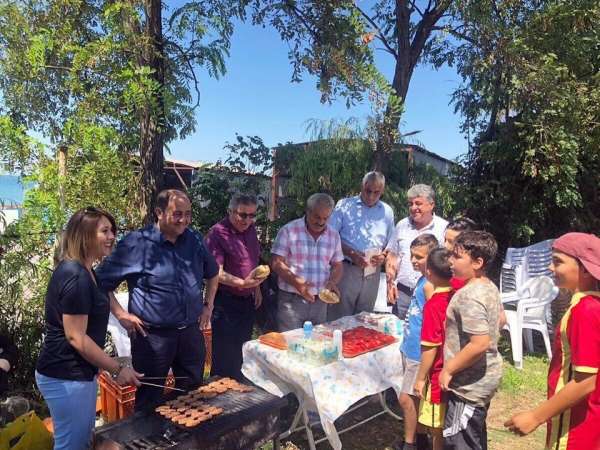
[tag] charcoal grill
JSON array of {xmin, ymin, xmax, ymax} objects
[{"xmin": 94, "ymin": 385, "xmax": 287, "ymax": 450}]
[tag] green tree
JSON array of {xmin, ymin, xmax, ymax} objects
[
  {"xmin": 277, "ymin": 118, "xmax": 453, "ymax": 220},
  {"xmin": 0, "ymin": 0, "xmax": 244, "ymax": 221},
  {"xmin": 450, "ymin": 0, "xmax": 600, "ymax": 250},
  {"xmin": 189, "ymin": 135, "xmax": 278, "ymax": 251},
  {"xmin": 248, "ymin": 0, "xmax": 462, "ymax": 168}
]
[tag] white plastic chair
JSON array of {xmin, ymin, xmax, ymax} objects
[{"xmin": 502, "ymin": 276, "xmax": 558, "ymax": 369}]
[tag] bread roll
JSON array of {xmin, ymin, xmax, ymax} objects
[
  {"xmin": 254, "ymin": 265, "xmax": 270, "ymax": 278},
  {"xmin": 319, "ymin": 289, "xmax": 340, "ymax": 304}
]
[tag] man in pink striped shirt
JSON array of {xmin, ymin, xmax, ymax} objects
[{"xmin": 271, "ymin": 193, "xmax": 344, "ymax": 331}]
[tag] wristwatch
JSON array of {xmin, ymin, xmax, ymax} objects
[{"xmin": 110, "ymin": 361, "xmax": 126, "ymax": 380}]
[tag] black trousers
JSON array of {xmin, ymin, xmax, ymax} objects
[
  {"xmin": 210, "ymin": 289, "xmax": 255, "ymax": 381},
  {"xmin": 131, "ymin": 324, "xmax": 205, "ymax": 411},
  {"xmin": 392, "ymin": 282, "xmax": 413, "ymax": 320}
]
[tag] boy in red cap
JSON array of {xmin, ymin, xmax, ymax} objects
[{"xmin": 504, "ymin": 232, "xmax": 600, "ymax": 450}]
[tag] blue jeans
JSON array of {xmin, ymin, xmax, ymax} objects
[{"xmin": 35, "ymin": 371, "xmax": 97, "ymax": 450}]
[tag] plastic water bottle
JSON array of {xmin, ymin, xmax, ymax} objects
[
  {"xmin": 333, "ymin": 329, "xmax": 343, "ymax": 360},
  {"xmin": 303, "ymin": 321, "xmax": 313, "ymax": 340}
]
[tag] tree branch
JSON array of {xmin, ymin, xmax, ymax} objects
[
  {"xmin": 43, "ymin": 65, "xmax": 72, "ymax": 71},
  {"xmin": 426, "ymin": 0, "xmax": 434, "ymax": 14},
  {"xmin": 351, "ymin": 3, "xmax": 398, "ymax": 59},
  {"xmin": 281, "ymin": 1, "xmax": 320, "ymax": 43},
  {"xmin": 431, "ymin": 25, "xmax": 477, "ymax": 45},
  {"xmin": 408, "ymin": 0, "xmax": 424, "ymax": 17},
  {"xmin": 164, "ymin": 40, "xmax": 201, "ymax": 109},
  {"xmin": 409, "ymin": 0, "xmax": 452, "ymax": 67}
]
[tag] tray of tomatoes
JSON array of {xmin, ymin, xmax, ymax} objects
[{"xmin": 342, "ymin": 326, "xmax": 397, "ymax": 358}]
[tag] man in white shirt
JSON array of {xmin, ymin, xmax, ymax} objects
[
  {"xmin": 385, "ymin": 184, "xmax": 448, "ymax": 319},
  {"xmin": 327, "ymin": 171, "xmax": 395, "ymax": 320}
]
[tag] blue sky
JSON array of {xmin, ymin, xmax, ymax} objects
[{"xmin": 168, "ymin": 19, "xmax": 468, "ymax": 164}]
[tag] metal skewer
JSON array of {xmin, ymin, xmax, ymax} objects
[
  {"xmin": 139, "ymin": 381, "xmax": 187, "ymax": 392},
  {"xmin": 142, "ymin": 376, "xmax": 189, "ymax": 380}
]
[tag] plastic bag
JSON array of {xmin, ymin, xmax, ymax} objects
[{"xmin": 0, "ymin": 411, "xmax": 53, "ymax": 450}]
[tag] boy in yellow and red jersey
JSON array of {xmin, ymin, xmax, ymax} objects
[
  {"xmin": 414, "ymin": 247, "xmax": 455, "ymax": 450},
  {"xmin": 505, "ymin": 232, "xmax": 600, "ymax": 450}
]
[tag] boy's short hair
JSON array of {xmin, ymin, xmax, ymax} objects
[
  {"xmin": 454, "ymin": 231, "xmax": 498, "ymax": 269},
  {"xmin": 427, "ymin": 248, "xmax": 452, "ymax": 280},
  {"xmin": 446, "ymin": 217, "xmax": 479, "ymax": 233},
  {"xmin": 410, "ymin": 233, "xmax": 439, "ymax": 252}
]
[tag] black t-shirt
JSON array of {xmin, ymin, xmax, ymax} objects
[{"xmin": 36, "ymin": 260, "xmax": 110, "ymax": 381}]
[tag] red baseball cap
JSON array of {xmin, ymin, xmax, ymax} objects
[{"xmin": 553, "ymin": 232, "xmax": 600, "ymax": 280}]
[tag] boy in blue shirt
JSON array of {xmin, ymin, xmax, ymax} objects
[{"xmin": 397, "ymin": 234, "xmax": 439, "ymax": 450}]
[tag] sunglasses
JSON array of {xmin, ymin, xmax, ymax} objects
[{"xmin": 235, "ymin": 211, "xmax": 257, "ymax": 220}]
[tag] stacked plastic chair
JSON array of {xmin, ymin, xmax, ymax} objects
[{"xmin": 501, "ymin": 239, "xmax": 557, "ymax": 369}]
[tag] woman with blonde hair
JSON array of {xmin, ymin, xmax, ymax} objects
[{"xmin": 36, "ymin": 207, "xmax": 142, "ymax": 450}]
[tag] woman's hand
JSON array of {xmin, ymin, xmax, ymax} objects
[{"xmin": 115, "ymin": 366, "xmax": 143, "ymax": 387}]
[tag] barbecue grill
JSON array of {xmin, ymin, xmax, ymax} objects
[{"xmin": 94, "ymin": 385, "xmax": 287, "ymax": 450}]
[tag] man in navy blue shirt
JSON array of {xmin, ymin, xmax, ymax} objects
[{"xmin": 96, "ymin": 189, "xmax": 219, "ymax": 410}]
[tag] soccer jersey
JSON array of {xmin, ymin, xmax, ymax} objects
[
  {"xmin": 421, "ymin": 287, "xmax": 454, "ymax": 404},
  {"xmin": 546, "ymin": 292, "xmax": 600, "ymax": 450}
]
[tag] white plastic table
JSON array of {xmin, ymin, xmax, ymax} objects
[{"xmin": 242, "ymin": 314, "xmax": 404, "ymax": 449}]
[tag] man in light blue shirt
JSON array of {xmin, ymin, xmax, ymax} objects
[{"xmin": 327, "ymin": 171, "xmax": 395, "ymax": 320}]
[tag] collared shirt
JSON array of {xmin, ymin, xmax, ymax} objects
[
  {"xmin": 386, "ymin": 214, "xmax": 448, "ymax": 289},
  {"xmin": 271, "ymin": 217, "xmax": 344, "ymax": 295},
  {"xmin": 96, "ymin": 225, "xmax": 219, "ymax": 328},
  {"xmin": 421, "ymin": 287, "xmax": 454, "ymax": 404},
  {"xmin": 329, "ymin": 195, "xmax": 395, "ymax": 254},
  {"xmin": 205, "ymin": 217, "xmax": 261, "ymax": 297},
  {"xmin": 546, "ymin": 292, "xmax": 600, "ymax": 450},
  {"xmin": 400, "ymin": 276, "xmax": 427, "ymax": 361}
]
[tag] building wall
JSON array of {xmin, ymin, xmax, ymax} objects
[
  {"xmin": 0, "ymin": 208, "xmax": 20, "ymax": 233},
  {"xmin": 411, "ymin": 150, "xmax": 453, "ymax": 176}
]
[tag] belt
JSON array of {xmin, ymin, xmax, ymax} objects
[
  {"xmin": 144, "ymin": 322, "xmax": 194, "ymax": 331},
  {"xmin": 396, "ymin": 282, "xmax": 414, "ymax": 296}
]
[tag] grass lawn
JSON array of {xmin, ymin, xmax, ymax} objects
[{"xmin": 267, "ymin": 352, "xmax": 549, "ymax": 450}]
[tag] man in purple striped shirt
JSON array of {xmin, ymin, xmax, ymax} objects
[
  {"xmin": 205, "ymin": 193, "xmax": 267, "ymax": 380},
  {"xmin": 271, "ymin": 193, "xmax": 344, "ymax": 331}
]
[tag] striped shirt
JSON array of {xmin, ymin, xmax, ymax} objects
[{"xmin": 271, "ymin": 217, "xmax": 344, "ymax": 295}]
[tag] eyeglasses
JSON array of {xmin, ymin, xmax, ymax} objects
[
  {"xmin": 235, "ymin": 211, "xmax": 257, "ymax": 220},
  {"xmin": 170, "ymin": 211, "xmax": 192, "ymax": 220}
]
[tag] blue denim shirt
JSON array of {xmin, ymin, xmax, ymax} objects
[{"xmin": 96, "ymin": 225, "xmax": 219, "ymax": 328}]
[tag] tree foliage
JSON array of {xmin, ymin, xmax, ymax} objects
[
  {"xmin": 278, "ymin": 118, "xmax": 453, "ymax": 221},
  {"xmin": 451, "ymin": 0, "xmax": 600, "ymax": 249},
  {"xmin": 248, "ymin": 0, "xmax": 457, "ymax": 166},
  {"xmin": 0, "ymin": 0, "xmax": 244, "ymax": 220},
  {"xmin": 189, "ymin": 135, "xmax": 279, "ymax": 252}
]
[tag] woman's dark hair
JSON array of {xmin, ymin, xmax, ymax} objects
[{"xmin": 427, "ymin": 248, "xmax": 452, "ymax": 280}]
